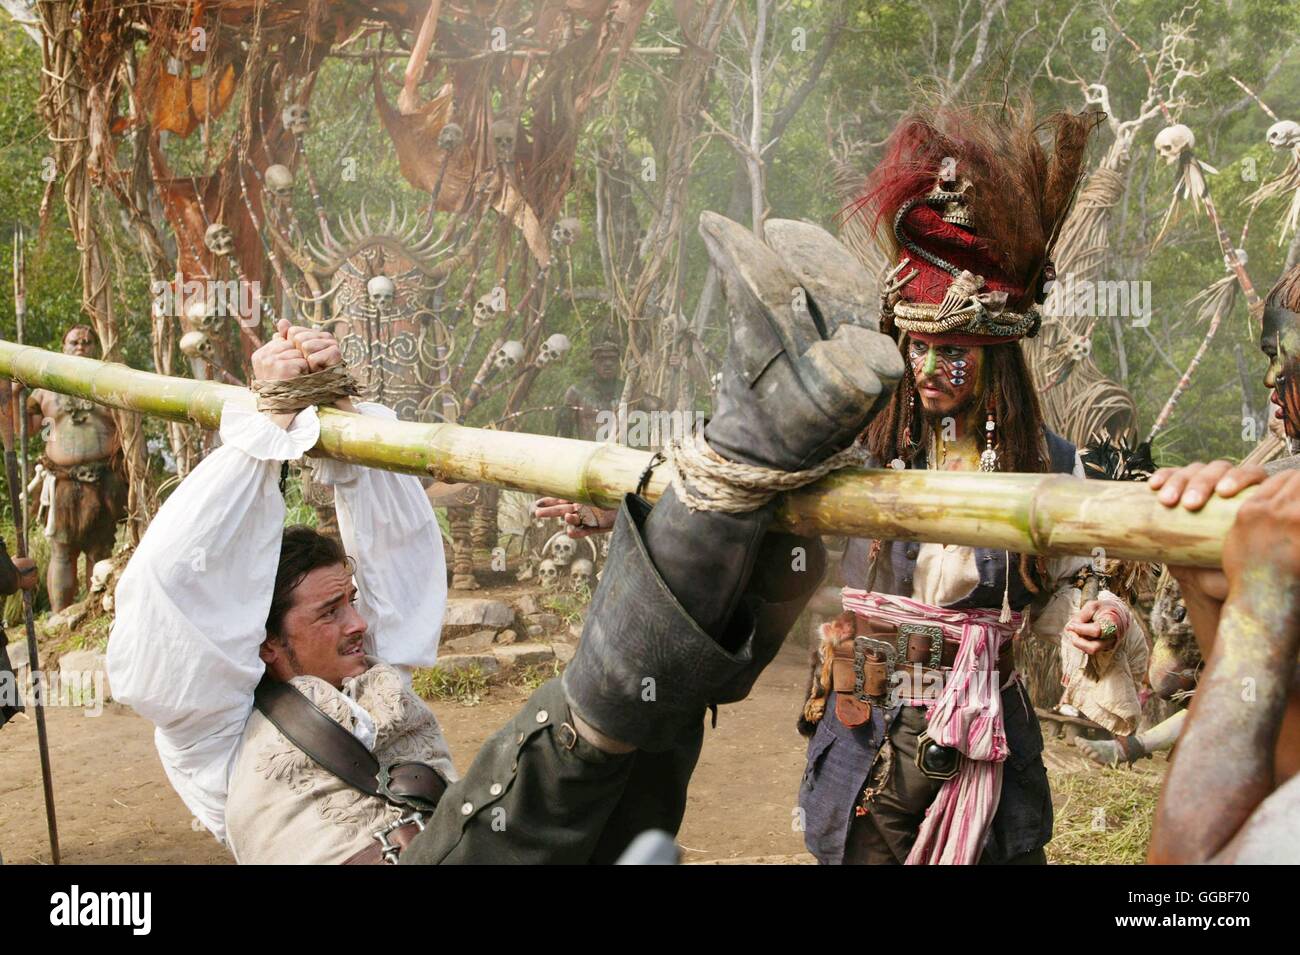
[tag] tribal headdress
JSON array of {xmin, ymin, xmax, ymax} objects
[{"xmin": 853, "ymin": 103, "xmax": 1102, "ymax": 345}]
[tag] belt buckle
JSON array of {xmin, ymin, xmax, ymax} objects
[
  {"xmin": 372, "ymin": 811, "xmax": 426, "ymax": 865},
  {"xmin": 853, "ymin": 635, "xmax": 895, "ymax": 705},
  {"xmin": 898, "ymin": 623, "xmax": 944, "ymax": 669}
]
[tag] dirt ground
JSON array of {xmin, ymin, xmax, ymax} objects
[{"xmin": 0, "ymin": 638, "xmax": 1166, "ymax": 865}]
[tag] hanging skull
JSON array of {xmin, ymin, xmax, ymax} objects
[
  {"xmin": 438, "ymin": 122, "xmax": 464, "ymax": 152},
  {"xmin": 1266, "ymin": 120, "xmax": 1300, "ymax": 150},
  {"xmin": 1065, "ymin": 334, "xmax": 1091, "ymax": 363},
  {"xmin": 472, "ymin": 293, "xmax": 497, "ymax": 327},
  {"xmin": 537, "ymin": 333, "xmax": 571, "ymax": 366},
  {"xmin": 184, "ymin": 295, "xmax": 222, "ymax": 333},
  {"xmin": 179, "ymin": 330, "xmax": 214, "ymax": 360},
  {"xmin": 264, "ymin": 163, "xmax": 294, "ymax": 199},
  {"xmin": 491, "ymin": 119, "xmax": 517, "ymax": 163},
  {"xmin": 282, "ymin": 104, "xmax": 310, "ymax": 136},
  {"xmin": 551, "ymin": 217, "xmax": 581, "ymax": 246},
  {"xmin": 493, "ymin": 340, "xmax": 525, "ymax": 372},
  {"xmin": 538, "ymin": 559, "xmax": 559, "ymax": 590},
  {"xmin": 204, "ymin": 222, "xmax": 235, "ymax": 257},
  {"xmin": 367, "ymin": 274, "xmax": 396, "ymax": 310},
  {"xmin": 1154, "ymin": 124, "xmax": 1195, "ymax": 164},
  {"xmin": 550, "ymin": 535, "xmax": 577, "ymax": 566},
  {"xmin": 1225, "ymin": 248, "xmax": 1249, "ymax": 271},
  {"xmin": 569, "ymin": 558, "xmax": 594, "ymax": 590}
]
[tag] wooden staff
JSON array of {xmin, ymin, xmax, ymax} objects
[{"xmin": 0, "ymin": 338, "xmax": 1239, "ymax": 568}]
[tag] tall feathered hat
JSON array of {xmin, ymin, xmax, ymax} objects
[{"xmin": 854, "ymin": 103, "xmax": 1102, "ymax": 344}]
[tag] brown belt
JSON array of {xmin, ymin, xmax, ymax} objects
[
  {"xmin": 342, "ymin": 815, "xmax": 426, "ymax": 865},
  {"xmin": 829, "ymin": 613, "xmax": 1014, "ymax": 727}
]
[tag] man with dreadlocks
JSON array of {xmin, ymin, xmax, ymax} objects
[{"xmin": 795, "ymin": 103, "xmax": 1141, "ymax": 866}]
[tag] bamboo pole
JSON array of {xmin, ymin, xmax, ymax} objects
[{"xmin": 0, "ymin": 339, "xmax": 1238, "ymax": 567}]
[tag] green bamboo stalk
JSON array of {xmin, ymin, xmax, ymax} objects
[{"xmin": 0, "ymin": 339, "xmax": 1237, "ymax": 567}]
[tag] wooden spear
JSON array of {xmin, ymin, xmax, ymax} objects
[{"xmin": 0, "ymin": 339, "xmax": 1238, "ymax": 568}]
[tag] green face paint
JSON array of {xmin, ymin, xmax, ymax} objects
[{"xmin": 923, "ymin": 346, "xmax": 937, "ymax": 376}]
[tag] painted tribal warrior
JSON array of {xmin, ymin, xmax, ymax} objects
[
  {"xmin": 26, "ymin": 326, "xmax": 126, "ymax": 611},
  {"xmin": 795, "ymin": 104, "xmax": 1140, "ymax": 865}
]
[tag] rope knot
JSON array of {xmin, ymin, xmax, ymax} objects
[{"xmin": 251, "ymin": 364, "xmax": 361, "ymax": 414}]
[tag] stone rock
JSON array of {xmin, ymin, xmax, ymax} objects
[
  {"xmin": 526, "ymin": 624, "xmax": 543, "ymax": 638},
  {"xmin": 552, "ymin": 642, "xmax": 576, "ymax": 665},
  {"xmin": 435, "ymin": 653, "xmax": 501, "ymax": 677},
  {"xmin": 515, "ymin": 595, "xmax": 541, "ymax": 616},
  {"xmin": 442, "ymin": 598, "xmax": 514, "ymax": 637},
  {"xmin": 495, "ymin": 629, "xmax": 518, "ymax": 646},
  {"xmin": 58, "ymin": 649, "xmax": 111, "ymax": 702},
  {"xmin": 4, "ymin": 637, "xmax": 28, "ymax": 670},
  {"xmin": 525, "ymin": 612, "xmax": 562, "ymax": 631},
  {"xmin": 493, "ymin": 643, "xmax": 555, "ymax": 669},
  {"xmin": 443, "ymin": 629, "xmax": 497, "ymax": 654}
]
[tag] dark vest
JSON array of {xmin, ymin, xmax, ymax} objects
[{"xmin": 798, "ymin": 429, "xmax": 1076, "ymax": 864}]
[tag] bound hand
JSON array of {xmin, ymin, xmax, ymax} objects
[
  {"xmin": 251, "ymin": 320, "xmax": 311, "ymax": 382},
  {"xmin": 284, "ymin": 323, "xmax": 343, "ymax": 373}
]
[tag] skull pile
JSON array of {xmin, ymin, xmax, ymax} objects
[
  {"xmin": 569, "ymin": 558, "xmax": 594, "ymax": 590},
  {"xmin": 549, "ymin": 535, "xmax": 577, "ymax": 566},
  {"xmin": 493, "ymin": 340, "xmax": 525, "ymax": 372},
  {"xmin": 538, "ymin": 559, "xmax": 559, "ymax": 590},
  {"xmin": 1154, "ymin": 124, "xmax": 1195, "ymax": 164},
  {"xmin": 537, "ymin": 333, "xmax": 570, "ymax": 366}
]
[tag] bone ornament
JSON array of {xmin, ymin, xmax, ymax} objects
[
  {"xmin": 538, "ymin": 558, "xmax": 559, "ymax": 589},
  {"xmin": 551, "ymin": 217, "xmax": 581, "ymax": 246},
  {"xmin": 491, "ymin": 119, "xmax": 517, "ymax": 162},
  {"xmin": 203, "ymin": 222, "xmax": 235, "ymax": 257},
  {"xmin": 282, "ymin": 103, "xmax": 310, "ymax": 136},
  {"xmin": 366, "ymin": 274, "xmax": 396, "ymax": 309},
  {"xmin": 537, "ymin": 333, "xmax": 570, "ymax": 366},
  {"xmin": 437, "ymin": 122, "xmax": 464, "ymax": 152},
  {"xmin": 1154, "ymin": 124, "xmax": 1196, "ymax": 164},
  {"xmin": 1065, "ymin": 334, "xmax": 1091, "ymax": 362},
  {"xmin": 1266, "ymin": 119, "xmax": 1300, "ymax": 150},
  {"xmin": 548, "ymin": 534, "xmax": 577, "ymax": 566},
  {"xmin": 493, "ymin": 340, "xmax": 524, "ymax": 372},
  {"xmin": 264, "ymin": 163, "xmax": 295, "ymax": 199}
]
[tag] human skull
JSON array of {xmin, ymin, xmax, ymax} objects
[
  {"xmin": 493, "ymin": 340, "xmax": 524, "ymax": 372},
  {"xmin": 569, "ymin": 558, "xmax": 594, "ymax": 589},
  {"xmin": 438, "ymin": 122, "xmax": 464, "ymax": 152},
  {"xmin": 179, "ymin": 329, "xmax": 213, "ymax": 360},
  {"xmin": 1154, "ymin": 124, "xmax": 1195, "ymax": 164},
  {"xmin": 538, "ymin": 558, "xmax": 559, "ymax": 589},
  {"xmin": 491, "ymin": 119, "xmax": 517, "ymax": 162},
  {"xmin": 551, "ymin": 217, "xmax": 581, "ymax": 246},
  {"xmin": 1266, "ymin": 119, "xmax": 1300, "ymax": 150},
  {"xmin": 537, "ymin": 332, "xmax": 570, "ymax": 366},
  {"xmin": 90, "ymin": 558, "xmax": 114, "ymax": 594},
  {"xmin": 204, "ymin": 222, "xmax": 235, "ymax": 257},
  {"xmin": 550, "ymin": 535, "xmax": 577, "ymax": 566},
  {"xmin": 184, "ymin": 295, "xmax": 222, "ymax": 332},
  {"xmin": 1065, "ymin": 334, "xmax": 1091, "ymax": 363},
  {"xmin": 264, "ymin": 163, "xmax": 294, "ymax": 199},
  {"xmin": 367, "ymin": 274, "xmax": 396, "ymax": 310},
  {"xmin": 282, "ymin": 104, "xmax": 310, "ymax": 136},
  {"xmin": 472, "ymin": 293, "xmax": 496, "ymax": 327}
]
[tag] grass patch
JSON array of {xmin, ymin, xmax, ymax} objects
[
  {"xmin": 412, "ymin": 663, "xmax": 490, "ymax": 706},
  {"xmin": 1045, "ymin": 763, "xmax": 1162, "ymax": 865},
  {"xmin": 542, "ymin": 586, "xmax": 591, "ymax": 627},
  {"xmin": 511, "ymin": 658, "xmax": 563, "ymax": 691}
]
